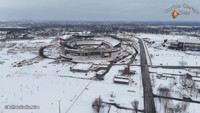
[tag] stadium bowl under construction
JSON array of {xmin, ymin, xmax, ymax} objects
[
  {"xmin": 40, "ymin": 34, "xmax": 137, "ymax": 64},
  {"xmin": 60, "ymin": 35, "xmax": 123, "ymax": 59}
]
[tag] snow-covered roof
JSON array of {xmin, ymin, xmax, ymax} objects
[
  {"xmin": 114, "ymin": 75, "xmax": 129, "ymax": 79},
  {"xmin": 72, "ymin": 63, "xmax": 93, "ymax": 71},
  {"xmin": 60, "ymin": 35, "xmax": 71, "ymax": 40},
  {"xmin": 114, "ymin": 78, "xmax": 129, "ymax": 83},
  {"xmin": 74, "ymin": 40, "xmax": 102, "ymax": 45},
  {"xmin": 177, "ymin": 38, "xmax": 200, "ymax": 44},
  {"xmin": 113, "ymin": 76, "xmax": 129, "ymax": 83},
  {"xmin": 97, "ymin": 70, "xmax": 106, "ymax": 75}
]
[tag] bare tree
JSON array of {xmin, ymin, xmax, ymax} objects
[
  {"xmin": 158, "ymin": 86, "xmax": 170, "ymax": 97},
  {"xmin": 194, "ymin": 84, "xmax": 199, "ymax": 98},
  {"xmin": 179, "ymin": 61, "xmax": 187, "ymax": 66},
  {"xmin": 151, "ymin": 74, "xmax": 155, "ymax": 87},
  {"xmin": 181, "ymin": 103, "xmax": 188, "ymax": 112},
  {"xmin": 132, "ymin": 100, "xmax": 139, "ymax": 113},
  {"xmin": 179, "ymin": 75, "xmax": 187, "ymax": 87},
  {"xmin": 164, "ymin": 101, "xmax": 189, "ymax": 113},
  {"xmin": 179, "ymin": 73, "xmax": 194, "ymax": 88},
  {"xmin": 157, "ymin": 86, "xmax": 171, "ymax": 113},
  {"xmin": 92, "ymin": 96, "xmax": 102, "ymax": 113},
  {"xmin": 173, "ymin": 102, "xmax": 188, "ymax": 113},
  {"xmin": 149, "ymin": 54, "xmax": 154, "ymax": 59}
]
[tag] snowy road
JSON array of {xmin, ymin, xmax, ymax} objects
[
  {"xmin": 151, "ymin": 65, "xmax": 200, "ymax": 69},
  {"xmin": 137, "ymin": 37, "xmax": 156, "ymax": 113}
]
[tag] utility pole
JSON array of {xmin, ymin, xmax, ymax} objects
[{"xmin": 58, "ymin": 100, "xmax": 61, "ymax": 113}]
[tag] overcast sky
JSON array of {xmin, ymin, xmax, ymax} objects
[{"xmin": 0, "ymin": 0, "xmax": 199, "ymax": 21}]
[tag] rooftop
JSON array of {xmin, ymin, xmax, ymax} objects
[
  {"xmin": 72, "ymin": 63, "xmax": 93, "ymax": 71},
  {"xmin": 177, "ymin": 38, "xmax": 200, "ymax": 44}
]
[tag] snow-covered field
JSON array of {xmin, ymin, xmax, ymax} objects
[
  {"xmin": 137, "ymin": 33, "xmax": 200, "ymax": 66},
  {"xmin": 150, "ymin": 68, "xmax": 200, "ymax": 113},
  {"xmin": 0, "ymin": 37, "xmax": 143, "ymax": 113},
  {"xmin": 3, "ymin": 32, "xmax": 200, "ymax": 113},
  {"xmin": 154, "ymin": 98, "xmax": 200, "ymax": 113},
  {"xmin": 0, "ymin": 75, "xmax": 91, "ymax": 113},
  {"xmin": 148, "ymin": 47, "xmax": 200, "ymax": 66},
  {"xmin": 136, "ymin": 33, "xmax": 198, "ymax": 42},
  {"xmin": 138, "ymin": 33, "xmax": 200, "ymax": 113},
  {"xmin": 0, "ymin": 60, "xmax": 143, "ymax": 113}
]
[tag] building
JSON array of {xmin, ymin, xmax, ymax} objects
[
  {"xmin": 168, "ymin": 38, "xmax": 200, "ymax": 51},
  {"xmin": 113, "ymin": 75, "xmax": 130, "ymax": 85},
  {"xmin": 70, "ymin": 63, "xmax": 93, "ymax": 73}
]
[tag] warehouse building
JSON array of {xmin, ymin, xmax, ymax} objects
[{"xmin": 168, "ymin": 38, "xmax": 200, "ymax": 51}]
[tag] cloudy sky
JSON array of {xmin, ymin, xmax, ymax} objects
[{"xmin": 0, "ymin": 0, "xmax": 199, "ymax": 21}]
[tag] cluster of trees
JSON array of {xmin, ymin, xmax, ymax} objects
[
  {"xmin": 156, "ymin": 72, "xmax": 200, "ymax": 113},
  {"xmin": 157, "ymin": 86, "xmax": 189, "ymax": 113},
  {"xmin": 179, "ymin": 73, "xmax": 199, "ymax": 98},
  {"xmin": 164, "ymin": 100, "xmax": 188, "ymax": 113},
  {"xmin": 92, "ymin": 96, "xmax": 140, "ymax": 113},
  {"xmin": 179, "ymin": 73, "xmax": 194, "ymax": 88}
]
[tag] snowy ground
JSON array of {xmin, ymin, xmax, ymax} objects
[
  {"xmin": 147, "ymin": 47, "xmax": 200, "ymax": 66},
  {"xmin": 138, "ymin": 33, "xmax": 200, "ymax": 113},
  {"xmin": 0, "ymin": 73, "xmax": 139, "ymax": 113},
  {"xmin": 154, "ymin": 98, "xmax": 200, "ymax": 113},
  {"xmin": 137, "ymin": 33, "xmax": 200, "ymax": 66},
  {"xmin": 150, "ymin": 72, "xmax": 200, "ymax": 98},
  {"xmin": 0, "ymin": 61, "xmax": 143, "ymax": 113},
  {"xmin": 0, "ymin": 37, "xmax": 143, "ymax": 113},
  {"xmin": 66, "ymin": 65, "xmax": 144, "ymax": 113}
]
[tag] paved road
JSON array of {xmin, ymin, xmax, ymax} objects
[
  {"xmin": 103, "ymin": 102, "xmax": 144, "ymax": 112},
  {"xmin": 136, "ymin": 37, "xmax": 156, "ymax": 113},
  {"xmin": 150, "ymin": 65, "xmax": 200, "ymax": 69},
  {"xmin": 154, "ymin": 94, "xmax": 200, "ymax": 104}
]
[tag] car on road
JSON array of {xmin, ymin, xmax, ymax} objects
[{"xmin": 182, "ymin": 96, "xmax": 192, "ymax": 101}]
